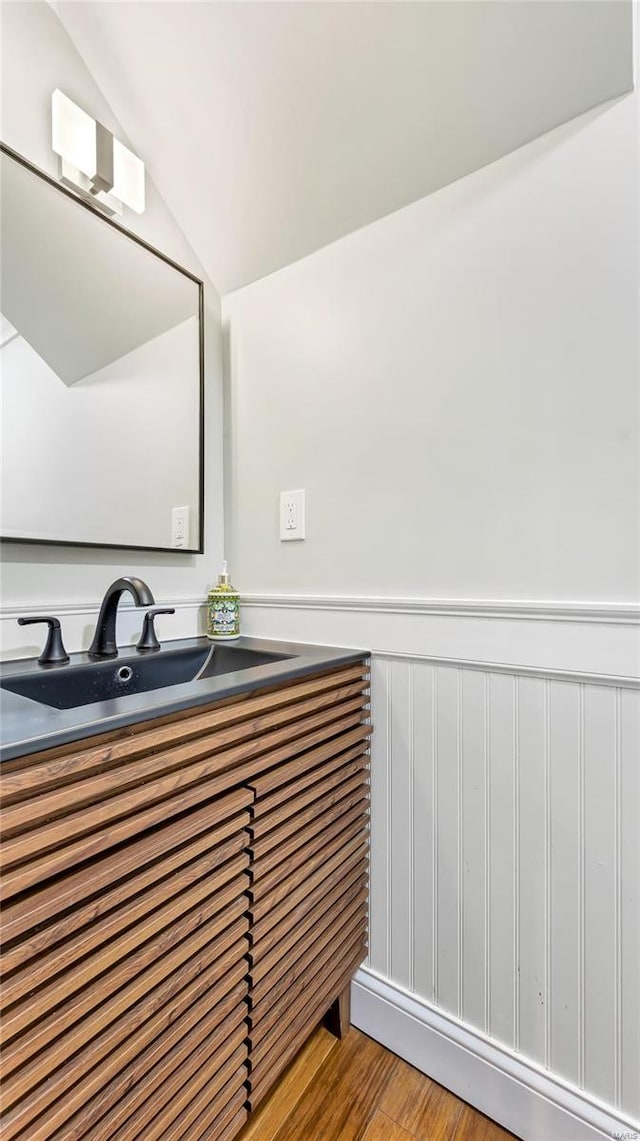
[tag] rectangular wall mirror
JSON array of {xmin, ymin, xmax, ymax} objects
[{"xmin": 0, "ymin": 143, "xmax": 204, "ymax": 553}]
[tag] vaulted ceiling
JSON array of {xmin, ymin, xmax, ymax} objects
[{"xmin": 55, "ymin": 1, "xmax": 633, "ymax": 294}]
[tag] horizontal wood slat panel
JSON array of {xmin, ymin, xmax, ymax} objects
[
  {"xmin": 90, "ymin": 1039, "xmax": 249, "ymax": 1141},
  {"xmin": 1, "ymin": 798, "xmax": 251, "ymax": 945},
  {"xmin": 249, "ymin": 792, "xmax": 368, "ymax": 881},
  {"xmin": 249, "ymin": 771, "xmax": 369, "ymax": 860},
  {"xmin": 2, "ymin": 952, "xmax": 249, "ymax": 1138},
  {"xmin": 20, "ymin": 994, "xmax": 249, "ymax": 1141},
  {"xmin": 0, "ymin": 665, "xmax": 368, "ymax": 800},
  {"xmin": 249, "ymin": 924, "xmax": 366, "ymax": 1046},
  {"xmin": 247, "ymin": 935, "xmax": 362, "ymax": 1058},
  {"xmin": 1, "ymin": 913, "xmax": 249, "ymax": 1101},
  {"xmin": 250, "ymin": 834, "xmax": 369, "ymax": 930},
  {"xmin": 249, "ymin": 844, "xmax": 367, "ymax": 958},
  {"xmin": 2, "ymin": 855, "xmax": 249, "ymax": 1005},
  {"xmin": 248, "ymin": 905, "xmax": 367, "ymax": 1030},
  {"xmin": 218, "ymin": 1109, "xmax": 250, "ymax": 1141},
  {"xmin": 1, "ymin": 786, "xmax": 249, "ymax": 903},
  {"xmin": 251, "ymin": 935, "xmax": 364, "ymax": 1068},
  {"xmin": 250, "ymin": 805, "xmax": 369, "ymax": 901},
  {"xmin": 1, "ymin": 713, "xmax": 367, "ymax": 900},
  {"xmin": 250, "ymin": 750, "xmax": 368, "ymax": 837},
  {"xmin": 248, "ymin": 727, "xmax": 371, "ymax": 800},
  {"xmin": 250, "ymin": 866, "xmax": 367, "ymax": 968},
  {"xmin": 1, "ymin": 688, "xmax": 368, "ymax": 840},
  {"xmin": 251, "ymin": 901, "xmax": 368, "ymax": 1011},
  {"xmin": 247, "ymin": 946, "xmax": 366, "ymax": 1110},
  {"xmin": 250, "ymin": 875, "xmax": 368, "ymax": 984},
  {"xmin": 79, "ymin": 997, "xmax": 246, "ymax": 1141},
  {"xmin": 137, "ymin": 1066, "xmax": 248, "ymax": 1141},
  {"xmin": 2, "ymin": 885, "xmax": 249, "ymax": 1049}
]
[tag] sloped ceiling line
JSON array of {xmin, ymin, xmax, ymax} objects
[{"xmin": 56, "ymin": 1, "xmax": 633, "ymax": 294}]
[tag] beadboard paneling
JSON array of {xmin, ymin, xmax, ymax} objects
[
  {"xmin": 368, "ymin": 655, "xmax": 640, "ymax": 1121},
  {"xmin": 620, "ymin": 689, "xmax": 640, "ymax": 1116}
]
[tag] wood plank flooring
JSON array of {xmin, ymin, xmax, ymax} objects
[{"xmin": 239, "ymin": 1025, "xmax": 521, "ymax": 1141}]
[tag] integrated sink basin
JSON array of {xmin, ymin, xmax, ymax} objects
[{"xmin": 0, "ymin": 643, "xmax": 293, "ymax": 711}]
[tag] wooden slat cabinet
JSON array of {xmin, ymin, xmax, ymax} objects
[
  {"xmin": 0, "ymin": 658, "xmax": 370, "ymax": 1141},
  {"xmin": 244, "ymin": 691, "xmax": 370, "ymax": 1109}
]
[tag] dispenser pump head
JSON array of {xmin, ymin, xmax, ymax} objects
[{"xmin": 218, "ymin": 560, "xmax": 230, "ymax": 586}]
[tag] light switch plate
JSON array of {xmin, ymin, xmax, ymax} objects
[{"xmin": 280, "ymin": 489, "xmax": 306, "ymax": 541}]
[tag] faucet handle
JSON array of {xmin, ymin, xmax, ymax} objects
[
  {"xmin": 17, "ymin": 616, "xmax": 70, "ymax": 666},
  {"xmin": 136, "ymin": 608, "xmax": 175, "ymax": 653}
]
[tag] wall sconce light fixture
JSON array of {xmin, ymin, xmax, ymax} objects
[{"xmin": 51, "ymin": 89, "xmax": 145, "ymax": 216}]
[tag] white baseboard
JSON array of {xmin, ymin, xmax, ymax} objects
[{"xmin": 350, "ymin": 968, "xmax": 639, "ymax": 1141}]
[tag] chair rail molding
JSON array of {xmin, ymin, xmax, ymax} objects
[
  {"xmin": 239, "ymin": 593, "xmax": 640, "ymax": 680},
  {"xmin": 242, "ymin": 594, "xmax": 640, "ymax": 626}
]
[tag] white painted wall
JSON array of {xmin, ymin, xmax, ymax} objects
[
  {"xmin": 0, "ymin": 1, "xmax": 224, "ymax": 658},
  {"xmin": 224, "ymin": 89, "xmax": 639, "ymax": 606},
  {"xmin": 223, "ymin": 18, "xmax": 639, "ymax": 1135}
]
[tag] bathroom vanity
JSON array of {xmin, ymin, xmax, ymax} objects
[{"xmin": 0, "ymin": 638, "xmax": 370, "ymax": 1140}]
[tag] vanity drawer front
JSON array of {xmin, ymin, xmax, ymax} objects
[
  {"xmin": 1, "ymin": 794, "xmax": 251, "ymax": 946},
  {"xmin": 1, "ymin": 920, "xmax": 251, "ymax": 1140},
  {"xmin": 1, "ymin": 784, "xmax": 253, "ymax": 1010},
  {"xmin": 248, "ymin": 736, "xmax": 369, "ymax": 818},
  {"xmin": 249, "ymin": 766, "xmax": 369, "ymax": 861},
  {"xmin": 1, "ymin": 761, "xmax": 253, "ymax": 1141},
  {"xmin": 0, "ymin": 775, "xmax": 254, "ymax": 902}
]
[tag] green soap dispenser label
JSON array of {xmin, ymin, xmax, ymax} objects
[{"xmin": 207, "ymin": 562, "xmax": 240, "ymax": 640}]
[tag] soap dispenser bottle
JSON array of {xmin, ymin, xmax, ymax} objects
[{"xmin": 207, "ymin": 561, "xmax": 240, "ymax": 641}]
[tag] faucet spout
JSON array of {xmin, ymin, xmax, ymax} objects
[{"xmin": 88, "ymin": 577, "xmax": 155, "ymax": 659}]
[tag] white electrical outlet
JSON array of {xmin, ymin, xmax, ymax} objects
[
  {"xmin": 280, "ymin": 490, "xmax": 306, "ymax": 541},
  {"xmin": 171, "ymin": 505, "xmax": 191, "ymax": 548}
]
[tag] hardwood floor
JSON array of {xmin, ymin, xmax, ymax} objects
[{"xmin": 239, "ymin": 1025, "xmax": 520, "ymax": 1141}]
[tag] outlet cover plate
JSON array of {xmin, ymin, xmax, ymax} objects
[{"xmin": 171, "ymin": 505, "xmax": 191, "ymax": 548}]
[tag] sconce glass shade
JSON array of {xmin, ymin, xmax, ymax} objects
[
  {"xmin": 51, "ymin": 90, "xmax": 145, "ymax": 215},
  {"xmin": 112, "ymin": 138, "xmax": 145, "ymax": 215},
  {"xmin": 51, "ymin": 90, "xmax": 97, "ymax": 180}
]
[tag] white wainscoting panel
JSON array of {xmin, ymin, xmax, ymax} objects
[
  {"xmin": 368, "ymin": 654, "xmax": 640, "ymax": 1125},
  {"xmin": 240, "ymin": 597, "xmax": 639, "ymax": 1134}
]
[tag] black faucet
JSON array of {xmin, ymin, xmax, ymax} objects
[{"xmin": 88, "ymin": 577, "xmax": 155, "ymax": 659}]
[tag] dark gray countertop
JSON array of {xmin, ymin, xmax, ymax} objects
[{"xmin": 0, "ymin": 636, "xmax": 368, "ymax": 763}]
